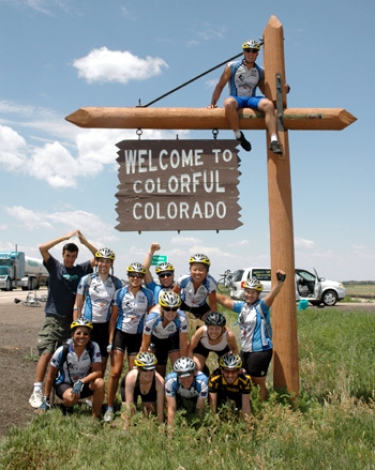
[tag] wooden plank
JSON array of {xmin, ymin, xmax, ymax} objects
[{"xmin": 65, "ymin": 107, "xmax": 356, "ymax": 131}]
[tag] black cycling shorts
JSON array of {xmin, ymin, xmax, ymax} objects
[
  {"xmin": 113, "ymin": 329, "xmax": 142, "ymax": 355},
  {"xmin": 240, "ymin": 349, "xmax": 273, "ymax": 378}
]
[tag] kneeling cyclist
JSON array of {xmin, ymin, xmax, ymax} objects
[
  {"xmin": 209, "ymin": 353, "xmax": 251, "ymax": 422},
  {"xmin": 37, "ymin": 318, "xmax": 104, "ymax": 419}
]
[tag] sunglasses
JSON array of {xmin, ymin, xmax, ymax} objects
[
  {"xmin": 223, "ymin": 368, "xmax": 238, "ymax": 373},
  {"xmin": 164, "ymin": 307, "xmax": 178, "ymax": 312},
  {"xmin": 128, "ymin": 273, "xmax": 144, "ymax": 279},
  {"xmin": 159, "ymin": 272, "xmax": 173, "ymax": 278},
  {"xmin": 243, "ymin": 48, "xmax": 258, "ymax": 53}
]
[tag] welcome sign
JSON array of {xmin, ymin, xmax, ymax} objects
[{"xmin": 115, "ymin": 140, "xmax": 242, "ymax": 231}]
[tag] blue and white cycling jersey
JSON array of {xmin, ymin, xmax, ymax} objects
[
  {"xmin": 176, "ymin": 273, "xmax": 217, "ymax": 308},
  {"xmin": 77, "ymin": 273, "xmax": 123, "ymax": 323},
  {"xmin": 227, "ymin": 60, "xmax": 264, "ymax": 97},
  {"xmin": 233, "ymin": 299, "xmax": 272, "ymax": 353},
  {"xmin": 165, "ymin": 371, "xmax": 208, "ymax": 400},
  {"xmin": 143, "ymin": 309, "xmax": 188, "ymax": 339},
  {"xmin": 114, "ymin": 286, "xmax": 153, "ymax": 334},
  {"xmin": 51, "ymin": 341, "xmax": 102, "ymax": 385},
  {"xmin": 145, "ymin": 280, "xmax": 174, "ymax": 305}
]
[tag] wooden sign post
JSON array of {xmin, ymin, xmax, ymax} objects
[{"xmin": 66, "ymin": 16, "xmax": 356, "ymax": 396}]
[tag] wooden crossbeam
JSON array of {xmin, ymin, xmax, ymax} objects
[{"xmin": 66, "ymin": 106, "xmax": 356, "ymax": 131}]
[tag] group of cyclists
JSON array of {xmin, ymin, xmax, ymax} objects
[{"xmin": 31, "ymin": 233, "xmax": 286, "ymax": 429}]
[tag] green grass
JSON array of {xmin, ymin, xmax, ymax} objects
[
  {"xmin": 344, "ymin": 283, "xmax": 375, "ymax": 300},
  {"xmin": 1, "ymin": 307, "xmax": 375, "ymax": 470}
]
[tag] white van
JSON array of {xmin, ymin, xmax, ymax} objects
[{"xmin": 225, "ymin": 267, "xmax": 346, "ymax": 306}]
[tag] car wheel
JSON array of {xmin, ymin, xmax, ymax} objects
[{"xmin": 322, "ymin": 290, "xmax": 338, "ymax": 306}]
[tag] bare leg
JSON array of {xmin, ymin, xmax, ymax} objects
[
  {"xmin": 34, "ymin": 352, "xmax": 53, "ymax": 383},
  {"xmin": 193, "ymin": 353, "xmax": 206, "ymax": 372},
  {"xmin": 90, "ymin": 378, "xmax": 105, "ymax": 418},
  {"xmin": 258, "ymin": 98, "xmax": 278, "ymax": 136},
  {"xmin": 251, "ymin": 376, "xmax": 268, "ymax": 401},
  {"xmin": 107, "ymin": 350, "xmax": 125, "ymax": 407},
  {"xmin": 223, "ymin": 97, "xmax": 241, "ymax": 132}
]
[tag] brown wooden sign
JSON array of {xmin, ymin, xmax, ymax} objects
[{"xmin": 115, "ymin": 140, "xmax": 242, "ymax": 231}]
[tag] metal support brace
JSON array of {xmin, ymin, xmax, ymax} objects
[{"xmin": 275, "ymin": 73, "xmax": 285, "ymax": 132}]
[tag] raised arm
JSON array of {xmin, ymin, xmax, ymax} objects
[
  {"xmin": 216, "ymin": 292, "xmax": 235, "ymax": 311},
  {"xmin": 76, "ymin": 230, "xmax": 97, "ymax": 268},
  {"xmin": 263, "ymin": 270, "xmax": 286, "ymax": 307},
  {"xmin": 39, "ymin": 229, "xmax": 79, "ymax": 262},
  {"xmin": 142, "ymin": 242, "xmax": 160, "ymax": 284}
]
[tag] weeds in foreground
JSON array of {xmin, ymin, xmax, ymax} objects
[{"xmin": 1, "ymin": 308, "xmax": 375, "ymax": 470}]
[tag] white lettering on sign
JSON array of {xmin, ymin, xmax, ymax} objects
[
  {"xmin": 116, "ymin": 140, "xmax": 241, "ymax": 230},
  {"xmin": 132, "ymin": 170, "xmax": 225, "ymax": 194},
  {"xmin": 133, "ymin": 201, "xmax": 227, "ymax": 220},
  {"xmin": 124, "ymin": 148, "xmax": 230, "ymax": 174}
]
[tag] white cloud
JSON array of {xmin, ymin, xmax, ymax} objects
[
  {"xmin": 0, "ymin": 113, "xmax": 184, "ymax": 187},
  {"xmin": 171, "ymin": 236, "xmax": 203, "ymax": 246},
  {"xmin": 4, "ymin": 206, "xmax": 119, "ymax": 243},
  {"xmin": 72, "ymin": 47, "xmax": 168, "ymax": 84},
  {"xmin": 0, "ymin": 125, "xmax": 28, "ymax": 171},
  {"xmin": 295, "ymin": 237, "xmax": 315, "ymax": 249}
]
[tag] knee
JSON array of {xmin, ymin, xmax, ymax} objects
[
  {"xmin": 94, "ymin": 378, "xmax": 105, "ymax": 392},
  {"xmin": 224, "ymin": 97, "xmax": 238, "ymax": 109},
  {"xmin": 260, "ymin": 99, "xmax": 275, "ymax": 114}
]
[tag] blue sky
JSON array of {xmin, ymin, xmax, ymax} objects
[{"xmin": 0, "ymin": 0, "xmax": 373, "ymax": 282}]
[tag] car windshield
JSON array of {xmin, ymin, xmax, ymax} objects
[{"xmin": 296, "ymin": 270, "xmax": 316, "ymax": 282}]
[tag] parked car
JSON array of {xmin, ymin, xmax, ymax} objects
[{"xmin": 225, "ymin": 267, "xmax": 346, "ymax": 306}]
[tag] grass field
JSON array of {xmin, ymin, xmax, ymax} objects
[
  {"xmin": 344, "ymin": 283, "xmax": 375, "ymax": 299},
  {"xmin": 1, "ymin": 306, "xmax": 375, "ymax": 470}
]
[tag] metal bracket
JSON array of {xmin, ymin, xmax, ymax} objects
[
  {"xmin": 136, "ymin": 128, "xmax": 143, "ymax": 140},
  {"xmin": 275, "ymin": 73, "xmax": 285, "ymax": 132},
  {"xmin": 212, "ymin": 128, "xmax": 219, "ymax": 140}
]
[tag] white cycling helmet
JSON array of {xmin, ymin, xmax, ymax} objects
[{"xmin": 173, "ymin": 357, "xmax": 196, "ymax": 377}]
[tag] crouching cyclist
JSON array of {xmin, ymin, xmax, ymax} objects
[
  {"xmin": 36, "ymin": 318, "xmax": 104, "ymax": 419},
  {"xmin": 165, "ymin": 357, "xmax": 208, "ymax": 427},
  {"xmin": 120, "ymin": 352, "xmax": 165, "ymax": 431},
  {"xmin": 209, "ymin": 352, "xmax": 252, "ymax": 422}
]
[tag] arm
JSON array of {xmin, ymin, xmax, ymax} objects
[
  {"xmin": 139, "ymin": 331, "xmax": 152, "ymax": 352},
  {"xmin": 123, "ymin": 371, "xmax": 137, "ymax": 430},
  {"xmin": 172, "ymin": 284, "xmax": 181, "ymax": 295},
  {"xmin": 74, "ymin": 293, "xmax": 84, "ymax": 320},
  {"xmin": 216, "ymin": 292, "xmax": 235, "ymax": 311},
  {"xmin": 80, "ymin": 361, "xmax": 103, "ymax": 384},
  {"xmin": 207, "ymin": 66, "xmax": 231, "ymax": 108},
  {"xmin": 39, "ymin": 229, "xmax": 79, "ymax": 263},
  {"xmin": 76, "ymin": 230, "xmax": 97, "ymax": 268},
  {"xmin": 155, "ymin": 373, "xmax": 166, "ymax": 425},
  {"xmin": 196, "ymin": 397, "xmax": 206, "ymax": 418},
  {"xmin": 108, "ymin": 305, "xmax": 119, "ymax": 347},
  {"xmin": 208, "ymin": 291, "xmax": 218, "ymax": 312},
  {"xmin": 187, "ymin": 327, "xmax": 204, "ymax": 357},
  {"xmin": 179, "ymin": 331, "xmax": 189, "ymax": 357},
  {"xmin": 142, "ymin": 242, "xmax": 160, "ymax": 284},
  {"xmin": 241, "ymin": 394, "xmax": 252, "ymax": 422},
  {"xmin": 166, "ymin": 395, "xmax": 177, "ymax": 426},
  {"xmin": 263, "ymin": 270, "xmax": 286, "ymax": 308},
  {"xmin": 209, "ymin": 392, "xmax": 218, "ymax": 414},
  {"xmin": 226, "ymin": 329, "xmax": 239, "ymax": 355}
]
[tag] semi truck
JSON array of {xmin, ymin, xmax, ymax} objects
[{"xmin": 0, "ymin": 251, "xmax": 48, "ymax": 291}]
